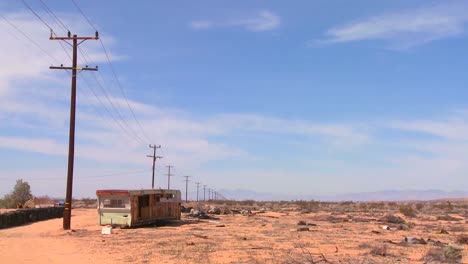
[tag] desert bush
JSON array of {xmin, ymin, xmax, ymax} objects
[
  {"xmin": 450, "ymin": 225, "xmax": 465, "ymax": 232},
  {"xmin": 358, "ymin": 203, "xmax": 368, "ymax": 211},
  {"xmin": 368, "ymin": 202, "xmax": 385, "ymax": 210},
  {"xmin": 456, "ymin": 234, "xmax": 468, "ymax": 245},
  {"xmin": 237, "ymin": 200, "xmax": 255, "ymax": 206},
  {"xmin": 415, "ymin": 202, "xmax": 424, "ymax": 211},
  {"xmin": 370, "ymin": 244, "xmax": 388, "ymax": 257},
  {"xmin": 399, "ymin": 205, "xmax": 417, "ymax": 218},
  {"xmin": 35, "ymin": 195, "xmax": 54, "ymax": 205},
  {"xmin": 295, "ymin": 200, "xmax": 320, "ymax": 211},
  {"xmin": 437, "ymin": 214, "xmax": 462, "ymax": 221},
  {"xmin": 431, "ymin": 201, "xmax": 454, "ymax": 212},
  {"xmin": 423, "ymin": 245, "xmax": 463, "ymax": 263}
]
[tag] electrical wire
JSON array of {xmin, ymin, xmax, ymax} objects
[
  {"xmin": 25, "ymin": 0, "xmax": 146, "ymax": 144},
  {"xmin": 0, "ymin": 13, "xmax": 58, "ymax": 63},
  {"xmin": 20, "ymin": 0, "xmax": 54, "ymax": 31},
  {"xmin": 38, "ymin": 0, "xmax": 70, "ymax": 33},
  {"xmin": 71, "ymin": 0, "xmax": 153, "ymax": 143}
]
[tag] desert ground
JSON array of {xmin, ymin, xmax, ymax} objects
[{"xmin": 0, "ymin": 200, "xmax": 467, "ymax": 264}]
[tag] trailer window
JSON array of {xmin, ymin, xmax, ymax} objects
[{"xmin": 102, "ymin": 198, "xmax": 127, "ymax": 208}]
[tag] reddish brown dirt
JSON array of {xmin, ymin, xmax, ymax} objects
[{"xmin": 0, "ymin": 208, "xmax": 466, "ymax": 263}]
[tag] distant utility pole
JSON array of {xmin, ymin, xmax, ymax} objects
[
  {"xmin": 146, "ymin": 144, "xmax": 162, "ymax": 189},
  {"xmin": 195, "ymin": 182, "xmax": 201, "ymax": 202},
  {"xmin": 50, "ymin": 31, "xmax": 98, "ymax": 230},
  {"xmin": 165, "ymin": 165, "xmax": 173, "ymax": 189},
  {"xmin": 183, "ymin": 176, "xmax": 190, "ymax": 203},
  {"xmin": 203, "ymin": 185, "xmax": 207, "ymax": 201}
]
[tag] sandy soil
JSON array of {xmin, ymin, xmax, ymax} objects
[{"xmin": 0, "ymin": 207, "xmax": 466, "ymax": 263}]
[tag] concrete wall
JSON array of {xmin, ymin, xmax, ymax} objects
[{"xmin": 0, "ymin": 207, "xmax": 64, "ymax": 229}]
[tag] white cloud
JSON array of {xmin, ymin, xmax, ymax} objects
[
  {"xmin": 189, "ymin": 20, "xmax": 213, "ymax": 30},
  {"xmin": 189, "ymin": 10, "xmax": 280, "ymax": 32},
  {"xmin": 389, "ymin": 116, "xmax": 468, "ymax": 141},
  {"xmin": 319, "ymin": 2, "xmax": 468, "ymax": 49}
]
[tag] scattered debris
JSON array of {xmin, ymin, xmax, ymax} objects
[
  {"xmin": 427, "ymin": 238, "xmax": 445, "ymax": 246},
  {"xmin": 193, "ymin": 234, "xmax": 208, "ymax": 239},
  {"xmin": 397, "ymin": 224, "xmax": 410, "ymax": 231},
  {"xmin": 189, "ymin": 209, "xmax": 210, "ymax": 219},
  {"xmin": 215, "ymin": 224, "xmax": 225, "ymax": 227},
  {"xmin": 433, "ymin": 228, "xmax": 449, "ymax": 234},
  {"xmin": 101, "ymin": 226, "xmax": 112, "ymax": 235},
  {"xmin": 404, "ymin": 236, "xmax": 427, "ymax": 244},
  {"xmin": 297, "ymin": 220, "xmax": 307, "ymax": 226},
  {"xmin": 208, "ymin": 206, "xmax": 221, "ymax": 215}
]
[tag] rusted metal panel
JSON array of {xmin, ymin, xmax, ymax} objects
[{"xmin": 96, "ymin": 190, "xmax": 129, "ymax": 196}]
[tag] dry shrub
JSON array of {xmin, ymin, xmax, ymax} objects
[
  {"xmin": 380, "ymin": 214, "xmax": 405, "ymax": 224},
  {"xmin": 423, "ymin": 245, "xmax": 463, "ymax": 263},
  {"xmin": 370, "ymin": 244, "xmax": 388, "ymax": 257},
  {"xmin": 415, "ymin": 202, "xmax": 425, "ymax": 211},
  {"xmin": 295, "ymin": 200, "xmax": 320, "ymax": 212},
  {"xmin": 437, "ymin": 214, "xmax": 462, "ymax": 221},
  {"xmin": 456, "ymin": 234, "xmax": 468, "ymax": 245},
  {"xmin": 399, "ymin": 205, "xmax": 417, "ymax": 218},
  {"xmin": 368, "ymin": 202, "xmax": 385, "ymax": 210}
]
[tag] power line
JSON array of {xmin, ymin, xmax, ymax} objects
[
  {"xmin": 20, "ymin": 0, "xmax": 54, "ymax": 32},
  {"xmin": 30, "ymin": 0, "xmax": 145, "ymax": 144},
  {"xmin": 38, "ymin": 0, "xmax": 70, "ymax": 33},
  {"xmin": 70, "ymin": 0, "xmax": 97, "ymax": 31},
  {"xmin": 78, "ymin": 50, "xmax": 147, "ymax": 144},
  {"xmin": 71, "ymin": 0, "xmax": 152, "ymax": 143},
  {"xmin": 0, "ymin": 13, "xmax": 58, "ymax": 63}
]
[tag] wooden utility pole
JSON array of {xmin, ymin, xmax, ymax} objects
[
  {"xmin": 195, "ymin": 182, "xmax": 201, "ymax": 202},
  {"xmin": 183, "ymin": 176, "xmax": 190, "ymax": 202},
  {"xmin": 146, "ymin": 145, "xmax": 162, "ymax": 189},
  {"xmin": 203, "ymin": 185, "xmax": 207, "ymax": 201},
  {"xmin": 165, "ymin": 165, "xmax": 173, "ymax": 189},
  {"xmin": 50, "ymin": 31, "xmax": 98, "ymax": 230}
]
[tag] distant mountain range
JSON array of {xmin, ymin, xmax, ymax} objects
[{"xmin": 219, "ymin": 189, "xmax": 468, "ymax": 202}]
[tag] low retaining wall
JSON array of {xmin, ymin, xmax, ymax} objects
[{"xmin": 0, "ymin": 207, "xmax": 64, "ymax": 229}]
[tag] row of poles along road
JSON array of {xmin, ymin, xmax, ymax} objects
[{"xmin": 146, "ymin": 144, "xmax": 225, "ymax": 203}]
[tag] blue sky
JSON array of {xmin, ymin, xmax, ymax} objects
[{"xmin": 0, "ymin": 0, "xmax": 468, "ymax": 198}]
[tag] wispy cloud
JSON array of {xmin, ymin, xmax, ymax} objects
[
  {"xmin": 318, "ymin": 2, "xmax": 468, "ymax": 49},
  {"xmin": 189, "ymin": 10, "xmax": 280, "ymax": 32}
]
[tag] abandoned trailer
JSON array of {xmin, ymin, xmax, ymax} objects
[{"xmin": 96, "ymin": 189, "xmax": 182, "ymax": 227}]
